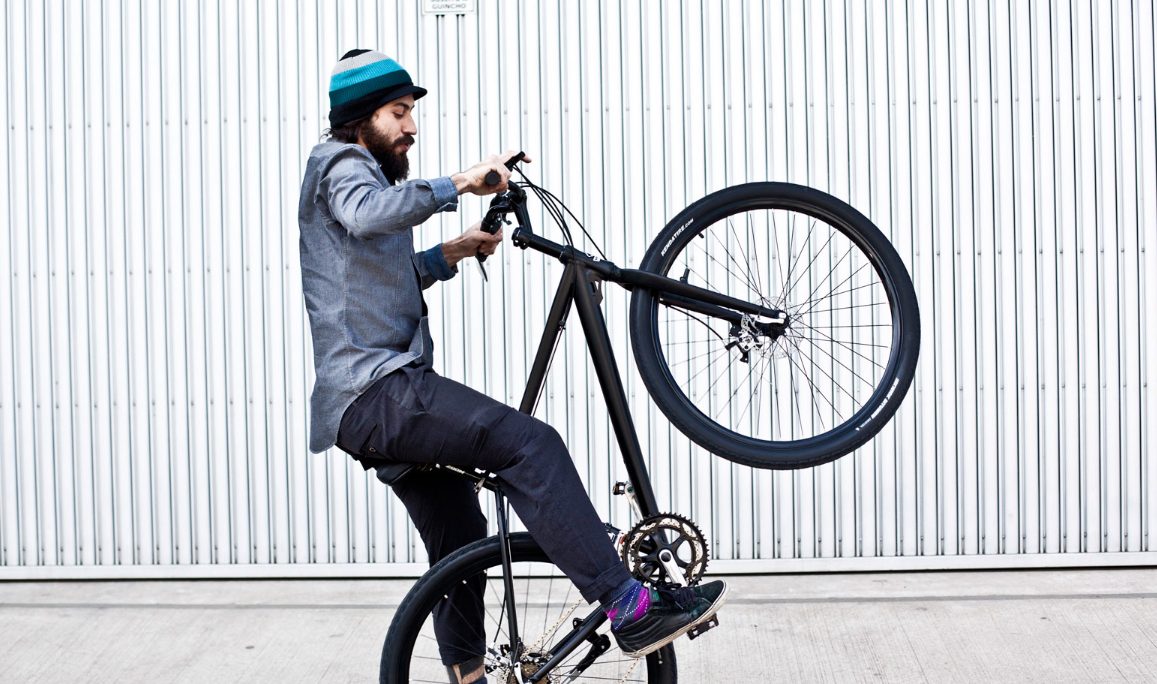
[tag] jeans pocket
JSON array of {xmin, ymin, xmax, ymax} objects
[
  {"xmin": 384, "ymin": 365, "xmax": 430, "ymax": 415},
  {"xmin": 337, "ymin": 409, "xmax": 380, "ymax": 457},
  {"xmin": 358, "ymin": 423, "xmax": 383, "ymax": 457}
]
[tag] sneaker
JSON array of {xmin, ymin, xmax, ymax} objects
[{"xmin": 612, "ymin": 580, "xmax": 729, "ymax": 658}]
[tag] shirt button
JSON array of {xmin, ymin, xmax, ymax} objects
[{"xmin": 369, "ymin": 447, "xmax": 377, "ymax": 453}]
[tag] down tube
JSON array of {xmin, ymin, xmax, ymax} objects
[
  {"xmin": 518, "ymin": 264, "xmax": 577, "ymax": 416},
  {"xmin": 571, "ymin": 267, "xmax": 661, "ymax": 518}
]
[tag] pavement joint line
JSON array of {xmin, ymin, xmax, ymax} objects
[{"xmin": 2, "ymin": 592, "xmax": 1155, "ymax": 610}]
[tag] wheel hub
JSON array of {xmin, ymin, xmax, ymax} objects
[{"xmin": 727, "ymin": 312, "xmax": 789, "ymax": 363}]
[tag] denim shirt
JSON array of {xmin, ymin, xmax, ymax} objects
[{"xmin": 298, "ymin": 141, "xmax": 460, "ymax": 453}]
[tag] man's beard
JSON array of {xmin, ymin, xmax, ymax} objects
[{"xmin": 362, "ymin": 123, "xmax": 413, "ymax": 185}]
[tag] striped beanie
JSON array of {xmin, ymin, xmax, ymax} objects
[{"xmin": 328, "ymin": 49, "xmax": 427, "ymax": 128}]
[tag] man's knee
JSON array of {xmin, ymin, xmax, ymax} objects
[{"xmin": 502, "ymin": 418, "xmax": 569, "ymax": 470}]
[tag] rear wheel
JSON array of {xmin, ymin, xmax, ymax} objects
[
  {"xmin": 381, "ymin": 533, "xmax": 677, "ymax": 683},
  {"xmin": 629, "ymin": 182, "xmax": 920, "ymax": 470}
]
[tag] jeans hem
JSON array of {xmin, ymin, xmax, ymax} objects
[{"xmin": 578, "ymin": 559, "xmax": 634, "ymax": 605}]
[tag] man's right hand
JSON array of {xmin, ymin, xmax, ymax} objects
[{"xmin": 451, "ymin": 150, "xmax": 533, "ymax": 196}]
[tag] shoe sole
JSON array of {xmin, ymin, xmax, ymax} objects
[{"xmin": 621, "ymin": 582, "xmax": 731, "ymax": 659}]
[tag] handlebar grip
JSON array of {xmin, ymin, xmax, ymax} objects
[{"xmin": 483, "ymin": 151, "xmax": 527, "ymax": 186}]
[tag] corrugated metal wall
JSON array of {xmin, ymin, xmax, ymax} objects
[{"xmin": 1, "ymin": 0, "xmax": 1154, "ymax": 579}]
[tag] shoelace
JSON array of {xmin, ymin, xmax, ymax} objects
[{"xmin": 653, "ymin": 582, "xmax": 697, "ymax": 610}]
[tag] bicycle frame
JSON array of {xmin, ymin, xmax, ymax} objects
[{"xmin": 431, "ymin": 188, "xmax": 783, "ymax": 681}]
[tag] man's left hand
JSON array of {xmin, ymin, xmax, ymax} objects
[{"xmin": 441, "ymin": 220, "xmax": 502, "ymax": 269}]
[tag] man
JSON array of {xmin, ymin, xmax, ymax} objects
[{"xmin": 298, "ymin": 49, "xmax": 727, "ymax": 682}]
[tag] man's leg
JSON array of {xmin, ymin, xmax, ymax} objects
[
  {"xmin": 340, "ymin": 362, "xmax": 728, "ymax": 665},
  {"xmin": 353, "ymin": 362, "xmax": 634, "ymax": 604},
  {"xmin": 388, "ymin": 468, "xmax": 488, "ymax": 669}
]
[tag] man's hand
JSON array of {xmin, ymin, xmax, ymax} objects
[
  {"xmin": 441, "ymin": 220, "xmax": 503, "ymax": 269},
  {"xmin": 450, "ymin": 150, "xmax": 533, "ymax": 196}
]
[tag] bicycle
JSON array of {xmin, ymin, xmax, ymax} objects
[{"xmin": 379, "ymin": 156, "xmax": 921, "ymax": 683}]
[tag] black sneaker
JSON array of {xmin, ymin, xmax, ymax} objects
[{"xmin": 612, "ymin": 580, "xmax": 729, "ymax": 658}]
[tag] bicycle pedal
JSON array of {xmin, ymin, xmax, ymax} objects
[{"xmin": 687, "ymin": 614, "xmax": 720, "ymax": 640}]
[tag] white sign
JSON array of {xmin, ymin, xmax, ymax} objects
[{"xmin": 422, "ymin": 0, "xmax": 475, "ymax": 15}]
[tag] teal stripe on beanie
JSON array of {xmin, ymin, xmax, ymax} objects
[
  {"xmin": 330, "ymin": 57, "xmax": 406, "ymax": 92},
  {"xmin": 330, "ymin": 69, "xmax": 411, "ymax": 107}
]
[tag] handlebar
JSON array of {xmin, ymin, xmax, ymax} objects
[
  {"xmin": 477, "ymin": 152, "xmax": 526, "ymax": 265},
  {"xmin": 483, "ymin": 151, "xmax": 525, "ymax": 187}
]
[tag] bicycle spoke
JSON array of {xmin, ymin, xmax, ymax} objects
[
  {"xmin": 781, "ymin": 334, "xmax": 831, "ymax": 430},
  {"xmin": 785, "ymin": 226, "xmax": 838, "ymax": 298},
  {"xmin": 787, "ymin": 328, "xmax": 880, "ymax": 389},
  {"xmin": 744, "ymin": 214, "xmax": 767, "ymax": 301},
  {"xmin": 790, "ymin": 318, "xmax": 890, "ymax": 369},
  {"xmin": 781, "ymin": 218, "xmax": 818, "ymax": 299},
  {"xmin": 708, "ymin": 219, "xmax": 760, "ymax": 297},
  {"xmin": 735, "ymin": 353, "xmax": 772, "ymax": 427}
]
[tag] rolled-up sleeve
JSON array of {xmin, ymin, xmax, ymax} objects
[
  {"xmin": 412, "ymin": 245, "xmax": 458, "ymax": 289},
  {"xmin": 428, "ymin": 176, "xmax": 459, "ymax": 213},
  {"xmin": 320, "ymin": 147, "xmax": 456, "ymax": 240}
]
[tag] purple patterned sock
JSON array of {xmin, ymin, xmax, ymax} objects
[{"xmin": 603, "ymin": 580, "xmax": 653, "ymax": 631}]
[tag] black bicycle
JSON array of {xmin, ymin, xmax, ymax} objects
[{"xmin": 380, "ymin": 156, "xmax": 921, "ymax": 683}]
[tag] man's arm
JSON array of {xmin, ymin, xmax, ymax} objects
[
  {"xmin": 320, "ymin": 146, "xmax": 458, "ymax": 240},
  {"xmin": 412, "ymin": 245, "xmax": 457, "ymax": 290},
  {"xmin": 413, "ymin": 222, "xmax": 504, "ymax": 289}
]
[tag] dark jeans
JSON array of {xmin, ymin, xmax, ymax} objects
[{"xmin": 336, "ymin": 361, "xmax": 632, "ymax": 665}]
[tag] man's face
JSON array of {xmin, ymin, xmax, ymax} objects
[{"xmin": 358, "ymin": 94, "xmax": 418, "ymax": 184}]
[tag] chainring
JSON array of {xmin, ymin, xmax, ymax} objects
[{"xmin": 620, "ymin": 513, "xmax": 709, "ymax": 586}]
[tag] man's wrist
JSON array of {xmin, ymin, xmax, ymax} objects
[
  {"xmin": 440, "ymin": 238, "xmax": 471, "ymax": 269},
  {"xmin": 450, "ymin": 172, "xmax": 472, "ymax": 195}
]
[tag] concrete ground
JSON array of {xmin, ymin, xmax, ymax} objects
[{"xmin": 1, "ymin": 568, "xmax": 1155, "ymax": 683}]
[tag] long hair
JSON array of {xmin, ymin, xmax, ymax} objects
[{"xmin": 320, "ymin": 116, "xmax": 369, "ymax": 144}]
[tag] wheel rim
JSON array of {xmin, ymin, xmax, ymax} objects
[
  {"xmin": 648, "ymin": 198, "xmax": 907, "ymax": 451},
  {"xmin": 396, "ymin": 550, "xmax": 658, "ymax": 683}
]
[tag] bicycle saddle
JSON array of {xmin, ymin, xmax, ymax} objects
[{"xmin": 374, "ymin": 462, "xmax": 421, "ymax": 486}]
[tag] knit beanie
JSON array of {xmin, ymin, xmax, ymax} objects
[{"xmin": 328, "ymin": 49, "xmax": 427, "ymax": 128}]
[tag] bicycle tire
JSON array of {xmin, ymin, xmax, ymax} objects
[
  {"xmin": 629, "ymin": 182, "xmax": 920, "ymax": 470},
  {"xmin": 381, "ymin": 532, "xmax": 677, "ymax": 684}
]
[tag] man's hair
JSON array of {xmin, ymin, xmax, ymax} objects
[{"xmin": 320, "ymin": 115, "xmax": 369, "ymax": 144}]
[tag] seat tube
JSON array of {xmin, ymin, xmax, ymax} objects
[{"xmin": 570, "ymin": 267, "xmax": 661, "ymax": 518}]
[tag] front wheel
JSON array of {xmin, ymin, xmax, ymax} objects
[
  {"xmin": 629, "ymin": 182, "xmax": 920, "ymax": 470},
  {"xmin": 381, "ymin": 532, "xmax": 677, "ymax": 683}
]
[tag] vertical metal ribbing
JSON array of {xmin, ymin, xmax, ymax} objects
[
  {"xmin": 254, "ymin": 0, "xmax": 273, "ymax": 567},
  {"xmin": 982, "ymin": 0, "xmax": 999, "ymax": 557},
  {"xmin": 1062, "ymin": 0, "xmax": 1080, "ymax": 555},
  {"xmin": 192, "ymin": 0, "xmax": 209, "ymax": 566},
  {"xmin": 1022, "ymin": 0, "xmax": 1039, "ymax": 557},
  {"xmin": 1112, "ymin": 0, "xmax": 1131, "ymax": 555},
  {"xmin": 1137, "ymin": 0, "xmax": 1153, "ymax": 555},
  {"xmin": 1049, "ymin": 0, "xmax": 1066, "ymax": 555},
  {"xmin": 3, "ymin": 0, "xmax": 1156, "ymax": 578},
  {"xmin": 274, "ymin": 0, "xmax": 290, "ymax": 566},
  {"xmin": 178, "ymin": 0, "xmax": 193, "ymax": 566},
  {"xmin": 37, "ymin": 0, "xmax": 55, "ymax": 569},
  {"xmin": 1036, "ymin": 0, "xmax": 1055, "ymax": 560},
  {"xmin": 927, "ymin": 0, "xmax": 945, "ymax": 558},
  {"xmin": 1, "ymin": 0, "xmax": 13, "ymax": 569},
  {"xmin": 902, "ymin": 0, "xmax": 925, "ymax": 558},
  {"xmin": 59, "ymin": 0, "xmax": 77, "ymax": 569},
  {"xmin": 158, "ymin": 0, "xmax": 175, "ymax": 568},
  {"xmin": 1109, "ymin": 0, "xmax": 1126, "ymax": 555},
  {"xmin": 1088, "ymin": 0, "xmax": 1104, "ymax": 555}
]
